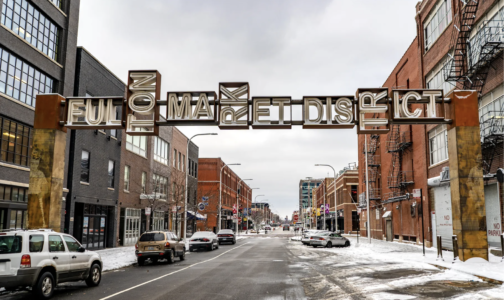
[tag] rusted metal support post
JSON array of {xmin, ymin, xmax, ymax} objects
[
  {"xmin": 452, "ymin": 235, "xmax": 459, "ymax": 263},
  {"xmin": 436, "ymin": 235, "xmax": 444, "ymax": 261},
  {"xmin": 27, "ymin": 94, "xmax": 67, "ymax": 231},
  {"xmin": 448, "ymin": 91, "xmax": 489, "ymax": 261}
]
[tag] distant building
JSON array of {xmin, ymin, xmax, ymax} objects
[{"xmin": 298, "ymin": 179, "xmax": 322, "ymax": 226}]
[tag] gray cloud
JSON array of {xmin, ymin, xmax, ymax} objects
[{"xmin": 78, "ymin": 0, "xmax": 418, "ymax": 219}]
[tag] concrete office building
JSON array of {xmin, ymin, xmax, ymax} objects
[{"xmin": 0, "ymin": 0, "xmax": 79, "ymax": 230}]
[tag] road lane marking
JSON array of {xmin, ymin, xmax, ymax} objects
[{"xmin": 100, "ymin": 242, "xmax": 250, "ymax": 300}]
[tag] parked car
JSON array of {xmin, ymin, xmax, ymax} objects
[
  {"xmin": 310, "ymin": 232, "xmax": 351, "ymax": 248},
  {"xmin": 294, "ymin": 222, "xmax": 303, "ymax": 232},
  {"xmin": 217, "ymin": 229, "xmax": 236, "ymax": 245},
  {"xmin": 283, "ymin": 225, "xmax": 290, "ymax": 231},
  {"xmin": 264, "ymin": 225, "xmax": 272, "ymax": 231},
  {"xmin": 302, "ymin": 230, "xmax": 329, "ymax": 245},
  {"xmin": 189, "ymin": 231, "xmax": 219, "ymax": 252},
  {"xmin": 0, "ymin": 229, "xmax": 102, "ymax": 299},
  {"xmin": 135, "ymin": 231, "xmax": 185, "ymax": 266}
]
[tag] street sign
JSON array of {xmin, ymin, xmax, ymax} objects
[
  {"xmin": 145, "ymin": 207, "xmax": 151, "ymax": 215},
  {"xmin": 232, "ymin": 204, "xmax": 237, "ymax": 214},
  {"xmin": 204, "ymin": 202, "xmax": 209, "ymax": 206},
  {"xmin": 202, "ymin": 196, "xmax": 209, "ymax": 202},
  {"xmin": 413, "ymin": 189, "xmax": 421, "ymax": 198},
  {"xmin": 198, "ymin": 203, "xmax": 205, "ymax": 211},
  {"xmin": 293, "ymin": 215, "xmax": 299, "ymax": 222},
  {"xmin": 325, "ymin": 204, "xmax": 330, "ymax": 214}
]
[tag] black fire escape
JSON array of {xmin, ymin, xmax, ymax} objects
[
  {"xmin": 384, "ymin": 125, "xmax": 414, "ymax": 202},
  {"xmin": 444, "ymin": 2, "xmax": 504, "ymax": 175},
  {"xmin": 363, "ymin": 134, "xmax": 381, "ymax": 204}
]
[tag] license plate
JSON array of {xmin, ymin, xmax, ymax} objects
[{"xmin": 147, "ymin": 246, "xmax": 156, "ymax": 250}]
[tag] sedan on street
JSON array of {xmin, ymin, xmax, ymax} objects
[
  {"xmin": 302, "ymin": 230, "xmax": 329, "ymax": 245},
  {"xmin": 310, "ymin": 232, "xmax": 351, "ymax": 248},
  {"xmin": 217, "ymin": 229, "xmax": 236, "ymax": 245},
  {"xmin": 189, "ymin": 231, "xmax": 219, "ymax": 252}
]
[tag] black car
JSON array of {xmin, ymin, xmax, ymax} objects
[
  {"xmin": 217, "ymin": 229, "xmax": 236, "ymax": 245},
  {"xmin": 283, "ymin": 225, "xmax": 290, "ymax": 231}
]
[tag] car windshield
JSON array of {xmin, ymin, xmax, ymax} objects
[
  {"xmin": 319, "ymin": 232, "xmax": 331, "ymax": 236},
  {"xmin": 0, "ymin": 236, "xmax": 22, "ymax": 254},
  {"xmin": 139, "ymin": 233, "xmax": 165, "ymax": 242}
]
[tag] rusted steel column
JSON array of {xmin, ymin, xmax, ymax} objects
[
  {"xmin": 27, "ymin": 94, "xmax": 67, "ymax": 231},
  {"xmin": 448, "ymin": 90, "xmax": 488, "ymax": 261}
]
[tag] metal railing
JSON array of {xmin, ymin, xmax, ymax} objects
[
  {"xmin": 400, "ymin": 171, "xmax": 414, "ymax": 185},
  {"xmin": 468, "ymin": 20, "xmax": 504, "ymax": 70},
  {"xmin": 367, "ymin": 154, "xmax": 381, "ymax": 167},
  {"xmin": 480, "ymin": 95, "xmax": 504, "ymax": 141}
]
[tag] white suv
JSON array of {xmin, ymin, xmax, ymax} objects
[{"xmin": 0, "ymin": 229, "xmax": 103, "ymax": 299}]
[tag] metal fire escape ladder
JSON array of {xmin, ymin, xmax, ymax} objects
[
  {"xmin": 363, "ymin": 134, "xmax": 381, "ymax": 201},
  {"xmin": 385, "ymin": 126, "xmax": 414, "ymax": 202},
  {"xmin": 445, "ymin": 0, "xmax": 480, "ymax": 85}
]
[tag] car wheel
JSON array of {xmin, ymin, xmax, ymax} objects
[
  {"xmin": 326, "ymin": 242, "xmax": 332, "ymax": 248},
  {"xmin": 216, "ymin": 243, "xmax": 219, "ymax": 249},
  {"xmin": 345, "ymin": 241, "xmax": 350, "ymax": 247},
  {"xmin": 167, "ymin": 250, "xmax": 175, "ymax": 264},
  {"xmin": 189, "ymin": 248, "xmax": 194, "ymax": 252},
  {"xmin": 34, "ymin": 271, "xmax": 55, "ymax": 299},
  {"xmin": 218, "ymin": 241, "xmax": 221, "ymax": 245},
  {"xmin": 137, "ymin": 257, "xmax": 146, "ymax": 266},
  {"xmin": 312, "ymin": 245, "xmax": 317, "ymax": 248},
  {"xmin": 232, "ymin": 241, "xmax": 236, "ymax": 245},
  {"xmin": 85, "ymin": 263, "xmax": 102, "ymax": 287},
  {"xmin": 180, "ymin": 250, "xmax": 186, "ymax": 261}
]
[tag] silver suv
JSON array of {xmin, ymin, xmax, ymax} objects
[{"xmin": 0, "ymin": 229, "xmax": 103, "ymax": 299}]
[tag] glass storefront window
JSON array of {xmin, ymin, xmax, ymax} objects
[{"xmin": 0, "ymin": 116, "xmax": 33, "ymax": 167}]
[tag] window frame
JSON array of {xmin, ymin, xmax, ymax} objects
[
  {"xmin": 154, "ymin": 137, "xmax": 169, "ymax": 165},
  {"xmin": 80, "ymin": 150, "xmax": 90, "ymax": 183},
  {"xmin": 428, "ymin": 125, "xmax": 449, "ymax": 166},
  {"xmin": 124, "ymin": 165, "xmax": 130, "ymax": 192},
  {"xmin": 48, "ymin": 235, "xmax": 66, "ymax": 252},
  {"xmin": 0, "ymin": 116, "xmax": 33, "ymax": 167},
  {"xmin": 126, "ymin": 129, "xmax": 148, "ymax": 157},
  {"xmin": 62, "ymin": 235, "xmax": 81, "ymax": 252},
  {"xmin": 424, "ymin": 0, "xmax": 452, "ymax": 51},
  {"xmin": 108, "ymin": 160, "xmax": 115, "ymax": 188}
]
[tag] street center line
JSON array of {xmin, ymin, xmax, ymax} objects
[{"xmin": 100, "ymin": 242, "xmax": 250, "ymax": 300}]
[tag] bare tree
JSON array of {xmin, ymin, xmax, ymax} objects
[{"xmin": 249, "ymin": 209, "xmax": 265, "ymax": 231}]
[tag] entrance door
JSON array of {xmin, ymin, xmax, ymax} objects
[
  {"xmin": 433, "ymin": 185, "xmax": 453, "ymax": 250},
  {"xmin": 124, "ymin": 208, "xmax": 141, "ymax": 246},
  {"xmin": 386, "ymin": 220, "xmax": 393, "ymax": 242}
]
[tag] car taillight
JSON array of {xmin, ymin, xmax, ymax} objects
[
  {"xmin": 202, "ymin": 238, "xmax": 210, "ymax": 242},
  {"xmin": 20, "ymin": 255, "xmax": 31, "ymax": 268},
  {"xmin": 135, "ymin": 244, "xmax": 138, "ymax": 249},
  {"xmin": 310, "ymin": 237, "xmax": 313, "ymax": 239},
  {"xmin": 218, "ymin": 234, "xmax": 223, "ymax": 237},
  {"xmin": 165, "ymin": 242, "xmax": 170, "ymax": 247},
  {"xmin": 319, "ymin": 238, "xmax": 325, "ymax": 240}
]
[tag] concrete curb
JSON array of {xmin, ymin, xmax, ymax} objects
[{"xmin": 428, "ymin": 263, "xmax": 504, "ymax": 285}]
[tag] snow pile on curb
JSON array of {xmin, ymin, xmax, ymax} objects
[{"xmin": 97, "ymin": 246, "xmax": 137, "ymax": 271}]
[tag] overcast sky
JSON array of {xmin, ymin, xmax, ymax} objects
[{"xmin": 78, "ymin": 0, "xmax": 419, "ymax": 220}]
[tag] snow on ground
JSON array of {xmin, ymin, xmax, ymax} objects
[
  {"xmin": 97, "ymin": 246, "xmax": 137, "ymax": 271},
  {"xmin": 334, "ymin": 236, "xmax": 504, "ymax": 282}
]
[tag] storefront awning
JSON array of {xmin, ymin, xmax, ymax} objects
[
  {"xmin": 382, "ymin": 211, "xmax": 392, "ymax": 218},
  {"xmin": 187, "ymin": 211, "xmax": 207, "ymax": 220}
]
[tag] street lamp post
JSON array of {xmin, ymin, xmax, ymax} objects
[
  {"xmin": 247, "ymin": 188, "xmax": 259, "ymax": 233},
  {"xmin": 236, "ymin": 178, "xmax": 253, "ymax": 235},
  {"xmin": 315, "ymin": 164, "xmax": 337, "ymax": 232},
  {"xmin": 184, "ymin": 133, "xmax": 217, "ymax": 242},
  {"xmin": 219, "ymin": 163, "xmax": 241, "ymax": 232}
]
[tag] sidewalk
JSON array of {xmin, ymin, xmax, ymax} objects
[{"xmin": 342, "ymin": 236, "xmax": 504, "ymax": 283}]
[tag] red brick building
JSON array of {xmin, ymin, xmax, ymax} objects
[
  {"xmin": 358, "ymin": 0, "xmax": 504, "ymax": 248},
  {"xmin": 313, "ymin": 168, "xmax": 359, "ymax": 233},
  {"xmin": 197, "ymin": 158, "xmax": 251, "ymax": 232}
]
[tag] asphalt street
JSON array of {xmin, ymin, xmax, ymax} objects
[{"xmin": 1, "ymin": 230, "xmax": 500, "ymax": 300}]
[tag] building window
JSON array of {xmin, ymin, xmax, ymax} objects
[
  {"xmin": 108, "ymin": 160, "xmax": 115, "ymax": 188},
  {"xmin": 424, "ymin": 0, "xmax": 452, "ymax": 50},
  {"xmin": 426, "ymin": 56, "xmax": 454, "ymax": 95},
  {"xmin": 182, "ymin": 154, "xmax": 185, "ymax": 172},
  {"xmin": 153, "ymin": 174, "xmax": 168, "ymax": 200},
  {"xmin": 126, "ymin": 130, "xmax": 147, "ymax": 157},
  {"xmin": 429, "ymin": 125, "xmax": 448, "ymax": 165},
  {"xmin": 141, "ymin": 172, "xmax": 147, "ymax": 194},
  {"xmin": 49, "ymin": 0, "xmax": 62, "ymax": 9},
  {"xmin": 178, "ymin": 152, "xmax": 181, "ymax": 170},
  {"xmin": 0, "ymin": 116, "xmax": 32, "ymax": 167},
  {"xmin": 0, "ymin": 47, "xmax": 54, "ymax": 107},
  {"xmin": 124, "ymin": 165, "xmax": 130, "ymax": 192},
  {"xmin": 195, "ymin": 162, "xmax": 198, "ymax": 178},
  {"xmin": 480, "ymin": 95, "xmax": 504, "ymax": 139},
  {"xmin": 0, "ymin": 184, "xmax": 28, "ymax": 202},
  {"xmin": 1, "ymin": 0, "xmax": 60, "ymax": 60},
  {"xmin": 81, "ymin": 150, "xmax": 90, "ymax": 183},
  {"xmin": 9, "ymin": 209, "xmax": 26, "ymax": 229},
  {"xmin": 173, "ymin": 149, "xmax": 177, "ymax": 167},
  {"xmin": 154, "ymin": 137, "xmax": 169, "ymax": 165}
]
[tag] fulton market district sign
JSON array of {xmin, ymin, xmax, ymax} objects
[
  {"xmin": 61, "ymin": 71, "xmax": 450, "ymax": 133},
  {"xmin": 28, "ymin": 70, "xmax": 489, "ymax": 262}
]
